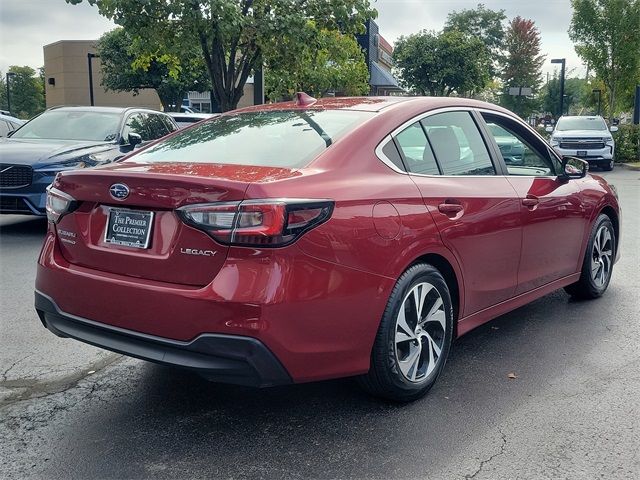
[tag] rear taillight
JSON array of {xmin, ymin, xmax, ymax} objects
[
  {"xmin": 46, "ymin": 186, "xmax": 77, "ymax": 224},
  {"xmin": 177, "ymin": 199, "xmax": 334, "ymax": 247}
]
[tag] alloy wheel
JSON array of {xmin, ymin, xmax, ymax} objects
[
  {"xmin": 591, "ymin": 225, "xmax": 613, "ymax": 287},
  {"xmin": 394, "ymin": 282, "xmax": 447, "ymax": 383}
]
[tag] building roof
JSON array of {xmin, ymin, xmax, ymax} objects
[{"xmin": 370, "ymin": 62, "xmax": 400, "ymax": 89}]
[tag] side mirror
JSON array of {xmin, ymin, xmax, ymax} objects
[
  {"xmin": 128, "ymin": 132, "xmax": 143, "ymax": 147},
  {"xmin": 560, "ymin": 156, "xmax": 588, "ymax": 180},
  {"xmin": 609, "ymin": 125, "xmax": 619, "ymax": 133},
  {"xmin": 545, "ymin": 126, "xmax": 554, "ymax": 133}
]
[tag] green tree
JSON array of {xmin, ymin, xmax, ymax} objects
[
  {"xmin": 542, "ymin": 74, "xmax": 594, "ymax": 116},
  {"xmin": 569, "ymin": 0, "xmax": 640, "ymax": 117},
  {"xmin": 0, "ymin": 74, "xmax": 7, "ymax": 112},
  {"xmin": 444, "ymin": 3, "xmax": 506, "ymax": 76},
  {"xmin": 394, "ymin": 30, "xmax": 490, "ymax": 97},
  {"xmin": 3, "ymin": 66, "xmax": 45, "ymax": 119},
  {"xmin": 67, "ymin": 0, "xmax": 376, "ymax": 112},
  {"xmin": 97, "ymin": 28, "xmax": 209, "ymax": 111},
  {"xmin": 500, "ymin": 17, "xmax": 545, "ymax": 117},
  {"xmin": 266, "ymin": 27, "xmax": 369, "ymax": 101}
]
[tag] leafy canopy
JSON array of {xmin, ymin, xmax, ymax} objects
[
  {"xmin": 569, "ymin": 0, "xmax": 640, "ymax": 117},
  {"xmin": 266, "ymin": 26, "xmax": 369, "ymax": 101},
  {"xmin": 2, "ymin": 66, "xmax": 45, "ymax": 119},
  {"xmin": 394, "ymin": 29, "xmax": 490, "ymax": 97},
  {"xmin": 67, "ymin": 0, "xmax": 376, "ymax": 111},
  {"xmin": 444, "ymin": 3, "xmax": 506, "ymax": 70},
  {"xmin": 97, "ymin": 28, "xmax": 209, "ymax": 111},
  {"xmin": 500, "ymin": 17, "xmax": 545, "ymax": 117}
]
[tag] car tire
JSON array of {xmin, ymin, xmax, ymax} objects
[
  {"xmin": 564, "ymin": 214, "xmax": 615, "ymax": 299},
  {"xmin": 601, "ymin": 160, "xmax": 614, "ymax": 171},
  {"xmin": 357, "ymin": 263, "xmax": 454, "ymax": 402}
]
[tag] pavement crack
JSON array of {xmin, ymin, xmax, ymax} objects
[
  {"xmin": 1, "ymin": 354, "xmax": 33, "ymax": 382},
  {"xmin": 0, "ymin": 353, "xmax": 123, "ymax": 408},
  {"xmin": 465, "ymin": 431, "xmax": 507, "ymax": 479}
]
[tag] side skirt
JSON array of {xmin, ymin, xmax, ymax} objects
[{"xmin": 456, "ymin": 272, "xmax": 581, "ymax": 337}]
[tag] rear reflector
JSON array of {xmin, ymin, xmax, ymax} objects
[{"xmin": 177, "ymin": 199, "xmax": 333, "ymax": 247}]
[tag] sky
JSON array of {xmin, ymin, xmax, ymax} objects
[{"xmin": 0, "ymin": 0, "xmax": 584, "ymax": 78}]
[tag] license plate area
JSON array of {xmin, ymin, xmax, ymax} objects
[
  {"xmin": 576, "ymin": 150, "xmax": 587, "ymax": 157},
  {"xmin": 104, "ymin": 208, "xmax": 154, "ymax": 249}
]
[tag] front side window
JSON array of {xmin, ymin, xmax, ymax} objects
[
  {"xmin": 394, "ymin": 122, "xmax": 440, "ymax": 175},
  {"xmin": 122, "ymin": 113, "xmax": 151, "ymax": 142},
  {"xmin": 11, "ymin": 110, "xmax": 120, "ymax": 142},
  {"xmin": 131, "ymin": 110, "xmax": 373, "ymax": 168},
  {"xmin": 482, "ymin": 113, "xmax": 557, "ymax": 176},
  {"xmin": 421, "ymin": 111, "xmax": 495, "ymax": 176}
]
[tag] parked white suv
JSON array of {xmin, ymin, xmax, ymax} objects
[{"xmin": 547, "ymin": 116, "xmax": 618, "ymax": 171}]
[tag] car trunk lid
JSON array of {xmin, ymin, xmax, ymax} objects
[{"xmin": 52, "ymin": 162, "xmax": 300, "ymax": 286}]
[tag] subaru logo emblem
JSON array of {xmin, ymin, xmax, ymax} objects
[{"xmin": 109, "ymin": 183, "xmax": 130, "ymax": 200}]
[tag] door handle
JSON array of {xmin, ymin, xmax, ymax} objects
[
  {"xmin": 522, "ymin": 195, "xmax": 539, "ymax": 208},
  {"xmin": 438, "ymin": 202, "xmax": 464, "ymax": 215}
]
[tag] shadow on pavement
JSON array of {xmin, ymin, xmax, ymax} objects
[
  {"xmin": 0, "ymin": 216, "xmax": 48, "ymax": 237},
  {"xmin": 37, "ymin": 287, "xmax": 620, "ymax": 479}
]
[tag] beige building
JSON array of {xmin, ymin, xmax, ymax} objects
[
  {"xmin": 43, "ymin": 40, "xmax": 256, "ymax": 112},
  {"xmin": 43, "ymin": 40, "xmax": 162, "ymax": 109}
]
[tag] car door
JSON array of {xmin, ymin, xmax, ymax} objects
[
  {"xmin": 394, "ymin": 110, "xmax": 522, "ymax": 317},
  {"xmin": 479, "ymin": 111, "xmax": 587, "ymax": 294}
]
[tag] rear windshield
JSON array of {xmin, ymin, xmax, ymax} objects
[
  {"xmin": 12, "ymin": 110, "xmax": 121, "ymax": 141},
  {"xmin": 556, "ymin": 117, "xmax": 607, "ymax": 131},
  {"xmin": 131, "ymin": 110, "xmax": 374, "ymax": 168}
]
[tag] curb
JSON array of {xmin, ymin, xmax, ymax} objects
[{"xmin": 621, "ymin": 163, "xmax": 640, "ymax": 171}]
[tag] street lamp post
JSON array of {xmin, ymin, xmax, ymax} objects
[
  {"xmin": 5, "ymin": 72, "xmax": 16, "ymax": 115},
  {"xmin": 551, "ymin": 58, "xmax": 566, "ymax": 117},
  {"xmin": 87, "ymin": 53, "xmax": 99, "ymax": 106},
  {"xmin": 592, "ymin": 89, "xmax": 602, "ymax": 116}
]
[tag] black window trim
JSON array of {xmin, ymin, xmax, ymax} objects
[{"xmin": 473, "ymin": 108, "xmax": 564, "ymax": 178}]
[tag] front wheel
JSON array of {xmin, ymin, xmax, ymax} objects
[
  {"xmin": 601, "ymin": 160, "xmax": 614, "ymax": 171},
  {"xmin": 564, "ymin": 214, "xmax": 615, "ymax": 299},
  {"xmin": 357, "ymin": 263, "xmax": 454, "ymax": 402}
]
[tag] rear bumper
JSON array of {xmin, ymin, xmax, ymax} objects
[{"xmin": 35, "ymin": 290, "xmax": 292, "ymax": 387}]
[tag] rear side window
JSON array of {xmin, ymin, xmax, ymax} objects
[
  {"xmin": 147, "ymin": 113, "xmax": 172, "ymax": 139},
  {"xmin": 394, "ymin": 122, "xmax": 440, "ymax": 175},
  {"xmin": 421, "ymin": 111, "xmax": 495, "ymax": 176},
  {"xmin": 131, "ymin": 110, "xmax": 373, "ymax": 168}
]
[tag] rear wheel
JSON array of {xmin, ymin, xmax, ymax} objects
[
  {"xmin": 358, "ymin": 263, "xmax": 454, "ymax": 402},
  {"xmin": 564, "ymin": 214, "xmax": 615, "ymax": 299}
]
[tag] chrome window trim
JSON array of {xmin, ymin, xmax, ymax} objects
[
  {"xmin": 375, "ymin": 106, "xmax": 499, "ymax": 178},
  {"xmin": 374, "ymin": 105, "xmax": 565, "ymax": 179}
]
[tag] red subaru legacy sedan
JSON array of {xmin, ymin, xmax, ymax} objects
[{"xmin": 35, "ymin": 96, "xmax": 620, "ymax": 401}]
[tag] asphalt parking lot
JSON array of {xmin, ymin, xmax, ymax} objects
[{"xmin": 1, "ymin": 168, "xmax": 638, "ymax": 479}]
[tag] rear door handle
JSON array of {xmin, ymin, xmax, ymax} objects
[
  {"xmin": 522, "ymin": 195, "xmax": 539, "ymax": 208},
  {"xmin": 438, "ymin": 202, "xmax": 464, "ymax": 215}
]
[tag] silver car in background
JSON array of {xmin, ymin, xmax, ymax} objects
[{"xmin": 547, "ymin": 116, "xmax": 618, "ymax": 171}]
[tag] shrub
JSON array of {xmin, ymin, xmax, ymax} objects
[{"xmin": 613, "ymin": 124, "xmax": 640, "ymax": 163}]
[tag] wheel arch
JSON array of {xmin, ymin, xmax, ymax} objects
[
  {"xmin": 599, "ymin": 205, "xmax": 619, "ymax": 254},
  {"xmin": 409, "ymin": 252, "xmax": 462, "ymax": 336}
]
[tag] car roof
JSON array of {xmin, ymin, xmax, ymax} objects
[
  {"xmin": 47, "ymin": 106, "xmax": 167, "ymax": 115},
  {"xmin": 0, "ymin": 113, "xmax": 24, "ymax": 124},
  {"xmin": 232, "ymin": 96, "xmax": 513, "ymax": 116},
  {"xmin": 167, "ymin": 112, "xmax": 217, "ymax": 119},
  {"xmin": 558, "ymin": 115, "xmax": 603, "ymax": 120}
]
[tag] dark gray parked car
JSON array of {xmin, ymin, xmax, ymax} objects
[{"xmin": 0, "ymin": 106, "xmax": 178, "ymax": 215}]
